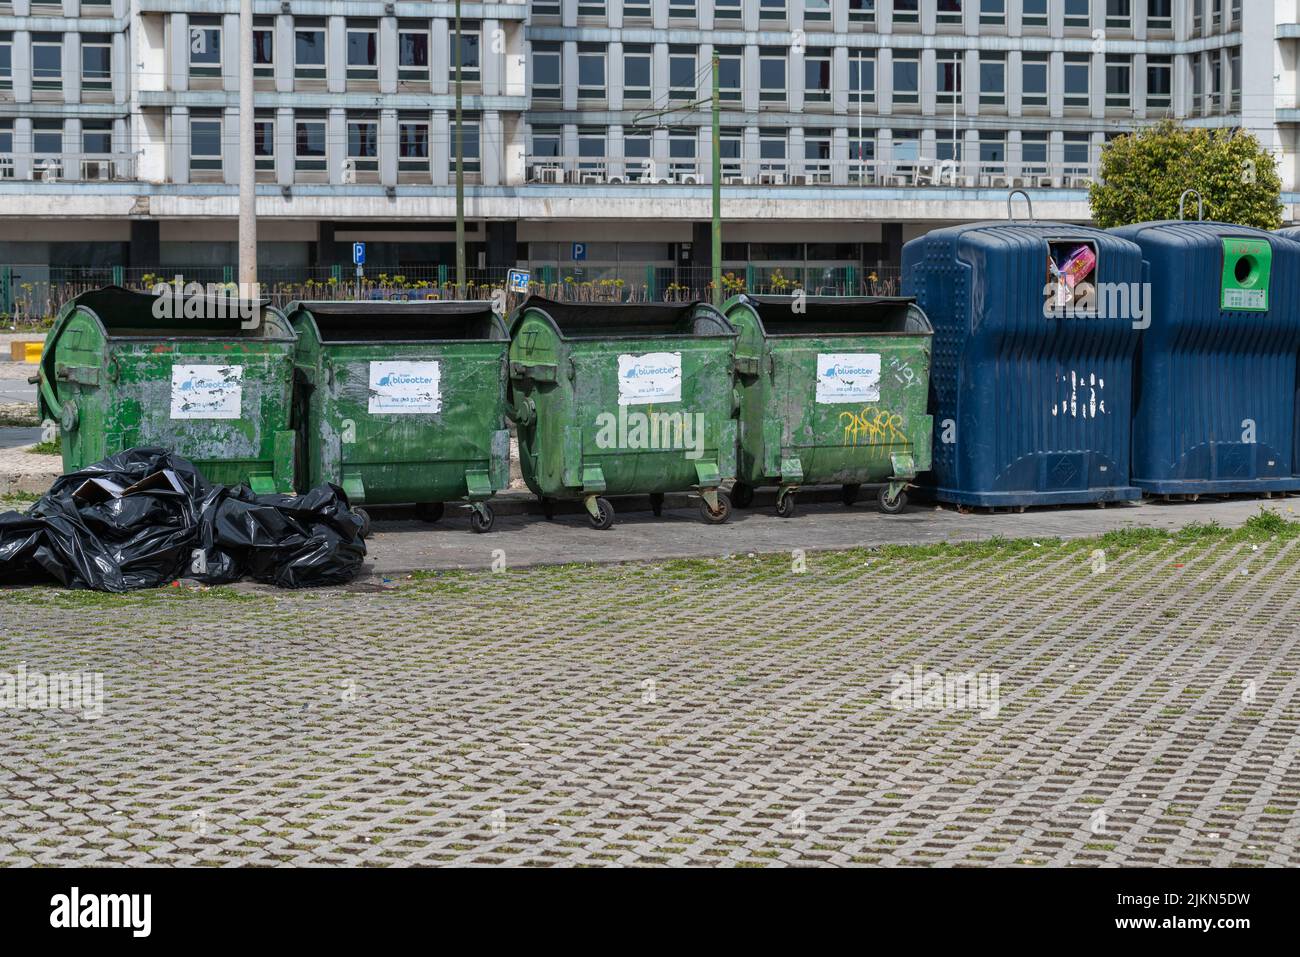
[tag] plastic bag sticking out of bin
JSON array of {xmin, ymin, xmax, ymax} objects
[
  {"xmin": 1114, "ymin": 219, "xmax": 1300, "ymax": 497},
  {"xmin": 507, "ymin": 296, "xmax": 738, "ymax": 529},
  {"xmin": 38, "ymin": 285, "xmax": 297, "ymax": 493},
  {"xmin": 902, "ymin": 201, "xmax": 1145, "ymax": 509},
  {"xmin": 723, "ymin": 294, "xmax": 933, "ymax": 517},
  {"xmin": 287, "ymin": 300, "xmax": 511, "ymax": 534}
]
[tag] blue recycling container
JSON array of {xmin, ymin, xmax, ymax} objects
[
  {"xmin": 1114, "ymin": 221, "xmax": 1300, "ymax": 496},
  {"xmin": 902, "ymin": 221, "xmax": 1144, "ymax": 507},
  {"xmin": 1279, "ymin": 225, "xmax": 1300, "ymax": 480}
]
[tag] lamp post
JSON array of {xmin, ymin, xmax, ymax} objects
[
  {"xmin": 454, "ymin": 0, "xmax": 466, "ymax": 298},
  {"xmin": 238, "ymin": 0, "xmax": 256, "ymax": 295},
  {"xmin": 711, "ymin": 53, "xmax": 721, "ymax": 307}
]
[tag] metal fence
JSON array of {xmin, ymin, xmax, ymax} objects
[{"xmin": 1, "ymin": 263, "xmax": 902, "ymax": 326}]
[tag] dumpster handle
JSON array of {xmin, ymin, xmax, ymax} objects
[
  {"xmin": 1178, "ymin": 189, "xmax": 1204, "ymax": 221},
  {"xmin": 1007, "ymin": 189, "xmax": 1034, "ymax": 221}
]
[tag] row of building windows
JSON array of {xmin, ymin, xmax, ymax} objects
[
  {"xmin": 0, "ymin": 33, "xmax": 114, "ymax": 93},
  {"xmin": 532, "ymin": 44, "xmax": 1240, "ymax": 115},
  {"xmin": 188, "ymin": 17, "xmax": 487, "ymax": 86},
  {"xmin": 532, "ymin": 0, "xmax": 1205, "ymax": 33}
]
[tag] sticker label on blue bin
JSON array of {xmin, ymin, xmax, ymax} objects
[
  {"xmin": 618, "ymin": 352, "xmax": 682, "ymax": 406},
  {"xmin": 816, "ymin": 353, "xmax": 881, "ymax": 404},
  {"xmin": 170, "ymin": 364, "xmax": 243, "ymax": 419},
  {"xmin": 369, "ymin": 361, "xmax": 442, "ymax": 414}
]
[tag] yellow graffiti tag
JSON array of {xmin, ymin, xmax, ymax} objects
[{"xmin": 839, "ymin": 407, "xmax": 908, "ymax": 447}]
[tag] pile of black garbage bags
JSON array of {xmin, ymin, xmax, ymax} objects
[{"xmin": 0, "ymin": 448, "xmax": 366, "ymax": 591}]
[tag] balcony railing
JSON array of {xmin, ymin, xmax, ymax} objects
[
  {"xmin": 0, "ymin": 152, "xmax": 137, "ymax": 182},
  {"xmin": 526, "ymin": 155, "xmax": 1099, "ymax": 189}
]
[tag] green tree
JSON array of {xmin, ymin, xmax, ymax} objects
[{"xmin": 1089, "ymin": 121, "xmax": 1283, "ymax": 230}]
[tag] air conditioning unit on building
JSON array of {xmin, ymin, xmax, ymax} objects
[
  {"xmin": 36, "ymin": 158, "xmax": 60, "ymax": 182},
  {"xmin": 539, "ymin": 165, "xmax": 565, "ymax": 184},
  {"xmin": 608, "ymin": 175, "xmax": 625, "ymax": 185},
  {"xmin": 80, "ymin": 159, "xmax": 109, "ymax": 181},
  {"xmin": 341, "ymin": 158, "xmax": 357, "ymax": 184},
  {"xmin": 679, "ymin": 173, "xmax": 700, "ymax": 185}
]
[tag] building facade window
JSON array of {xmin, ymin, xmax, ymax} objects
[
  {"xmin": 1022, "ymin": 53, "xmax": 1048, "ymax": 108},
  {"xmin": 979, "ymin": 53, "xmax": 1005, "ymax": 106},
  {"xmin": 759, "ymin": 50, "xmax": 786, "ymax": 103},
  {"xmin": 531, "ymin": 44, "xmax": 561, "ymax": 98},
  {"xmin": 398, "ymin": 119, "xmax": 429, "ymax": 172},
  {"xmin": 295, "ymin": 25, "xmax": 326, "ymax": 81},
  {"xmin": 253, "ymin": 116, "xmax": 274, "ymax": 171},
  {"xmin": 717, "ymin": 47, "xmax": 742, "ymax": 102},
  {"xmin": 295, "ymin": 116, "xmax": 327, "ymax": 171},
  {"xmin": 188, "ymin": 19, "xmax": 221, "ymax": 78},
  {"xmin": 347, "ymin": 118, "xmax": 379, "ymax": 172},
  {"xmin": 253, "ymin": 21, "xmax": 274, "ymax": 78},
  {"xmin": 623, "ymin": 45, "xmax": 651, "ymax": 101},
  {"xmin": 849, "ymin": 52, "xmax": 875, "ymax": 104},
  {"xmin": 1063, "ymin": 54, "xmax": 1090, "ymax": 108},
  {"xmin": 669, "ymin": 46, "xmax": 696, "ymax": 101},
  {"xmin": 1105, "ymin": 55, "xmax": 1131, "ymax": 109},
  {"xmin": 577, "ymin": 45, "xmax": 605, "ymax": 100},
  {"xmin": 190, "ymin": 116, "xmax": 222, "ymax": 172},
  {"xmin": 347, "ymin": 22, "xmax": 378, "ymax": 82},
  {"xmin": 399, "ymin": 26, "xmax": 429, "ymax": 85},
  {"xmin": 451, "ymin": 25, "xmax": 481, "ymax": 83},
  {"xmin": 33, "ymin": 35, "xmax": 63, "ymax": 91},
  {"xmin": 1147, "ymin": 56, "xmax": 1172, "ymax": 111},
  {"xmin": 805, "ymin": 49, "xmax": 832, "ymax": 104},
  {"xmin": 893, "ymin": 52, "xmax": 920, "ymax": 105},
  {"xmin": 0, "ymin": 36, "xmax": 11, "ymax": 91},
  {"xmin": 82, "ymin": 40, "xmax": 112, "ymax": 92}
]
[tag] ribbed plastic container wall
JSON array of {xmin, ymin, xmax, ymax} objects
[
  {"xmin": 902, "ymin": 222, "xmax": 1144, "ymax": 507},
  {"xmin": 1114, "ymin": 221, "xmax": 1300, "ymax": 494},
  {"xmin": 1279, "ymin": 225, "xmax": 1300, "ymax": 478}
]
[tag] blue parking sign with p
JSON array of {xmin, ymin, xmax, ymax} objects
[
  {"xmin": 353, "ymin": 242, "xmax": 366, "ymax": 266},
  {"xmin": 572, "ymin": 242, "xmax": 587, "ymax": 261}
]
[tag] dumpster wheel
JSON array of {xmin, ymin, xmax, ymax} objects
[
  {"xmin": 416, "ymin": 502, "xmax": 445, "ymax": 524},
  {"xmin": 469, "ymin": 503, "xmax": 495, "ymax": 534},
  {"xmin": 650, "ymin": 492, "xmax": 665, "ymax": 517},
  {"xmin": 776, "ymin": 488, "xmax": 797, "ymax": 519},
  {"xmin": 731, "ymin": 482, "xmax": 755, "ymax": 509},
  {"xmin": 878, "ymin": 486, "xmax": 909, "ymax": 515},
  {"xmin": 841, "ymin": 484, "xmax": 862, "ymax": 507},
  {"xmin": 701, "ymin": 491, "xmax": 732, "ymax": 525},
  {"xmin": 587, "ymin": 496, "xmax": 615, "ymax": 531},
  {"xmin": 353, "ymin": 507, "xmax": 372, "ymax": 539}
]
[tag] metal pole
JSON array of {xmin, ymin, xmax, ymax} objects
[
  {"xmin": 454, "ymin": 0, "xmax": 466, "ymax": 298},
  {"xmin": 238, "ymin": 0, "xmax": 257, "ymax": 295},
  {"xmin": 711, "ymin": 53, "xmax": 722, "ymax": 308}
]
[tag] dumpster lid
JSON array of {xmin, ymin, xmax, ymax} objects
[
  {"xmin": 288, "ymin": 300, "xmax": 508, "ymax": 342},
  {"xmin": 733, "ymin": 295, "xmax": 932, "ymax": 336},
  {"xmin": 514, "ymin": 295, "xmax": 735, "ymax": 339},
  {"xmin": 58, "ymin": 285, "xmax": 290, "ymax": 339}
]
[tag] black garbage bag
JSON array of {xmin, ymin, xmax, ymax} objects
[
  {"xmin": 198, "ymin": 483, "xmax": 368, "ymax": 589},
  {"xmin": 0, "ymin": 448, "xmax": 366, "ymax": 592}
]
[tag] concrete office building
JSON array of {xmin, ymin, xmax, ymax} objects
[{"xmin": 0, "ymin": 0, "xmax": 1294, "ymax": 292}]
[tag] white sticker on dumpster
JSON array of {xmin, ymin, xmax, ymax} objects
[
  {"xmin": 170, "ymin": 364, "xmax": 243, "ymax": 419},
  {"xmin": 369, "ymin": 361, "xmax": 442, "ymax": 414},
  {"xmin": 617, "ymin": 352, "xmax": 682, "ymax": 406},
  {"xmin": 816, "ymin": 353, "xmax": 881, "ymax": 404}
]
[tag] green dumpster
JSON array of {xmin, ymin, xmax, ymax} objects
[
  {"xmin": 37, "ymin": 286, "xmax": 297, "ymax": 492},
  {"xmin": 723, "ymin": 294, "xmax": 933, "ymax": 516},
  {"xmin": 507, "ymin": 296, "xmax": 739, "ymax": 529},
  {"xmin": 288, "ymin": 300, "xmax": 510, "ymax": 533}
]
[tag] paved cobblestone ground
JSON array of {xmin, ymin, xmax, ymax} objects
[{"xmin": 2, "ymin": 525, "xmax": 1298, "ymax": 866}]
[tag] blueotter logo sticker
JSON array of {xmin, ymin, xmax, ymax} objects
[
  {"xmin": 369, "ymin": 361, "xmax": 441, "ymax": 414},
  {"xmin": 171, "ymin": 364, "xmax": 243, "ymax": 419},
  {"xmin": 816, "ymin": 353, "xmax": 881, "ymax": 404},
  {"xmin": 617, "ymin": 351, "xmax": 682, "ymax": 406}
]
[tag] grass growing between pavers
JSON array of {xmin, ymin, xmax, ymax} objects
[{"xmin": 2, "ymin": 508, "xmax": 1297, "ymax": 607}]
